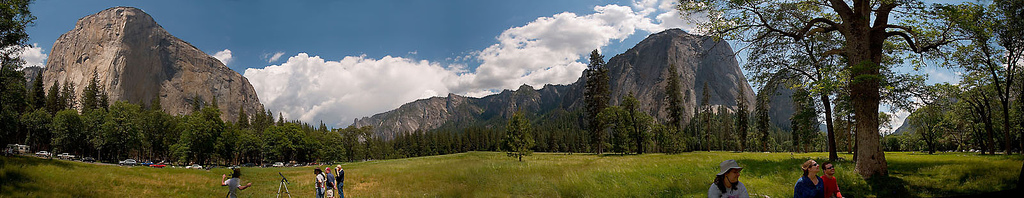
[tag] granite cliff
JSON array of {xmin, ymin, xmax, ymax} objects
[
  {"xmin": 353, "ymin": 29, "xmax": 773, "ymax": 139},
  {"xmin": 41, "ymin": 7, "xmax": 263, "ymax": 121}
]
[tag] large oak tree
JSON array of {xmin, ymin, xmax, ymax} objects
[{"xmin": 678, "ymin": 0, "xmax": 956, "ymax": 178}]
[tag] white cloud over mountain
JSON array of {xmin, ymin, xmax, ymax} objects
[
  {"xmin": 244, "ymin": 1, "xmax": 701, "ymax": 127},
  {"xmin": 212, "ymin": 49, "xmax": 233, "ymax": 65},
  {"xmin": 18, "ymin": 43, "xmax": 48, "ymax": 68},
  {"xmin": 244, "ymin": 53, "xmax": 455, "ymax": 127}
]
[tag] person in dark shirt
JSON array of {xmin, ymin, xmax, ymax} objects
[
  {"xmin": 325, "ymin": 167, "xmax": 336, "ymax": 198},
  {"xmin": 794, "ymin": 159, "xmax": 824, "ymax": 198},
  {"xmin": 335, "ymin": 165, "xmax": 345, "ymax": 198}
]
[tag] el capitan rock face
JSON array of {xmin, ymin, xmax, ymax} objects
[
  {"xmin": 41, "ymin": 7, "xmax": 263, "ymax": 121},
  {"xmin": 354, "ymin": 29, "xmax": 764, "ymax": 138}
]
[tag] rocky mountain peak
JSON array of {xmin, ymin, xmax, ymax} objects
[
  {"xmin": 41, "ymin": 7, "xmax": 263, "ymax": 121},
  {"xmin": 354, "ymin": 29, "xmax": 767, "ymax": 138}
]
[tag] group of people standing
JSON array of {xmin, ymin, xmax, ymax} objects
[
  {"xmin": 217, "ymin": 166, "xmax": 346, "ymax": 198},
  {"xmin": 315, "ymin": 165, "xmax": 345, "ymax": 198},
  {"xmin": 708, "ymin": 159, "xmax": 843, "ymax": 198}
]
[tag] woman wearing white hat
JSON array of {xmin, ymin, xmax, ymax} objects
[{"xmin": 709, "ymin": 159, "xmax": 749, "ymax": 198}]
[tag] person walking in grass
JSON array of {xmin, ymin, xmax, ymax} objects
[
  {"xmin": 820, "ymin": 162, "xmax": 843, "ymax": 198},
  {"xmin": 315, "ymin": 168, "xmax": 325, "ymax": 198},
  {"xmin": 325, "ymin": 167, "xmax": 336, "ymax": 198},
  {"xmin": 335, "ymin": 165, "xmax": 345, "ymax": 198},
  {"xmin": 794, "ymin": 159, "xmax": 824, "ymax": 198},
  {"xmin": 220, "ymin": 168, "xmax": 253, "ymax": 198},
  {"xmin": 708, "ymin": 159, "xmax": 749, "ymax": 198}
]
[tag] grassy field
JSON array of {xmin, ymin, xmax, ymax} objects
[{"xmin": 2, "ymin": 151, "xmax": 1021, "ymax": 197}]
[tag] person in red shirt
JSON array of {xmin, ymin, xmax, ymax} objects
[{"xmin": 820, "ymin": 162, "xmax": 843, "ymax": 198}]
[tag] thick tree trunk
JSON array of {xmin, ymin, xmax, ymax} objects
[
  {"xmin": 848, "ymin": 24, "xmax": 887, "ymax": 178},
  {"xmin": 822, "ymin": 94, "xmax": 838, "ymax": 161}
]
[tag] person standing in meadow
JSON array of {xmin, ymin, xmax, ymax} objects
[
  {"xmin": 820, "ymin": 162, "xmax": 843, "ymax": 198},
  {"xmin": 708, "ymin": 159, "xmax": 749, "ymax": 198},
  {"xmin": 325, "ymin": 167, "xmax": 336, "ymax": 198},
  {"xmin": 794, "ymin": 160, "xmax": 824, "ymax": 198},
  {"xmin": 315, "ymin": 168, "xmax": 325, "ymax": 198},
  {"xmin": 221, "ymin": 168, "xmax": 252, "ymax": 198}
]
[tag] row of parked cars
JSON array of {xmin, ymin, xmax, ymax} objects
[
  {"xmin": 17, "ymin": 150, "xmax": 322, "ymax": 169},
  {"xmin": 27, "ymin": 150, "xmax": 98, "ymax": 163}
]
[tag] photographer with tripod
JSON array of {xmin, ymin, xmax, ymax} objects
[{"xmin": 221, "ymin": 168, "xmax": 253, "ymax": 198}]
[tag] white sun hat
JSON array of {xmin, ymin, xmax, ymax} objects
[{"xmin": 717, "ymin": 159, "xmax": 743, "ymax": 176}]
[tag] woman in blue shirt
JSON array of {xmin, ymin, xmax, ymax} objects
[{"xmin": 794, "ymin": 159, "xmax": 824, "ymax": 198}]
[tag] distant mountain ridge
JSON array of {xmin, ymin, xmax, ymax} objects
[
  {"xmin": 353, "ymin": 29, "xmax": 794, "ymax": 139},
  {"xmin": 40, "ymin": 7, "xmax": 263, "ymax": 121}
]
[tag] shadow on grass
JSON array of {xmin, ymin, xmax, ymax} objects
[
  {"xmin": 1, "ymin": 157, "xmax": 42, "ymax": 196},
  {"xmin": 866, "ymin": 175, "xmax": 911, "ymax": 197}
]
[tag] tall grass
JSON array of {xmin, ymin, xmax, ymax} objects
[{"xmin": 2, "ymin": 151, "xmax": 1020, "ymax": 197}]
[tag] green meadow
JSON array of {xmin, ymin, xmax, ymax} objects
[{"xmin": 2, "ymin": 151, "xmax": 1020, "ymax": 197}]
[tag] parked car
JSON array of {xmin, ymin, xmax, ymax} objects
[
  {"xmin": 119, "ymin": 159, "xmax": 137, "ymax": 166},
  {"xmin": 272, "ymin": 162, "xmax": 284, "ymax": 167},
  {"xmin": 140, "ymin": 161, "xmax": 154, "ymax": 166},
  {"xmin": 56, "ymin": 153, "xmax": 75, "ymax": 160},
  {"xmin": 240, "ymin": 163, "xmax": 256, "ymax": 167},
  {"xmin": 35, "ymin": 151, "xmax": 51, "ymax": 157},
  {"xmin": 149, "ymin": 164, "xmax": 166, "ymax": 168},
  {"xmin": 185, "ymin": 164, "xmax": 203, "ymax": 169},
  {"xmin": 7, "ymin": 144, "xmax": 30, "ymax": 154},
  {"xmin": 82, "ymin": 157, "xmax": 96, "ymax": 162}
]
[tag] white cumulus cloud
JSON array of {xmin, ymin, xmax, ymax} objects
[
  {"xmin": 19, "ymin": 43, "xmax": 47, "ymax": 68},
  {"xmin": 449, "ymin": 4, "xmax": 664, "ymax": 94},
  {"xmin": 213, "ymin": 49, "xmax": 233, "ymax": 65},
  {"xmin": 245, "ymin": 1, "xmax": 696, "ymax": 127},
  {"xmin": 244, "ymin": 53, "xmax": 456, "ymax": 127}
]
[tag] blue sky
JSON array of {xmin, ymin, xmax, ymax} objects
[{"xmin": 21, "ymin": 0, "xmax": 966, "ymax": 129}]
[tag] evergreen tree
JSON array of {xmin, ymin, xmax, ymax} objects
[
  {"xmin": 60, "ymin": 80, "xmax": 76, "ymax": 110},
  {"xmin": 700, "ymin": 82, "xmax": 711, "ymax": 151},
  {"xmin": 755, "ymin": 90, "xmax": 772, "ymax": 152},
  {"xmin": 503, "ymin": 111, "xmax": 534, "ymax": 161},
  {"xmin": 237, "ymin": 104, "xmax": 249, "ymax": 129},
  {"xmin": 29, "ymin": 72, "xmax": 44, "ymax": 110},
  {"xmin": 98, "ymin": 88, "xmax": 108, "ymax": 110},
  {"xmin": 664, "ymin": 64, "xmax": 686, "ymax": 152},
  {"xmin": 81, "ymin": 72, "xmax": 100, "ymax": 111},
  {"xmin": 211, "ymin": 95, "xmax": 219, "ymax": 109},
  {"xmin": 791, "ymin": 87, "xmax": 819, "ymax": 153},
  {"xmin": 190, "ymin": 94, "xmax": 203, "ymax": 112},
  {"xmin": 736, "ymin": 87, "xmax": 749, "ymax": 152},
  {"xmin": 150, "ymin": 92, "xmax": 161, "ymax": 111},
  {"xmin": 45, "ymin": 81, "xmax": 61, "ymax": 114},
  {"xmin": 584, "ymin": 49, "xmax": 610, "ymax": 154}
]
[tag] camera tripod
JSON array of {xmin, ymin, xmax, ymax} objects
[{"xmin": 277, "ymin": 172, "xmax": 292, "ymax": 198}]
